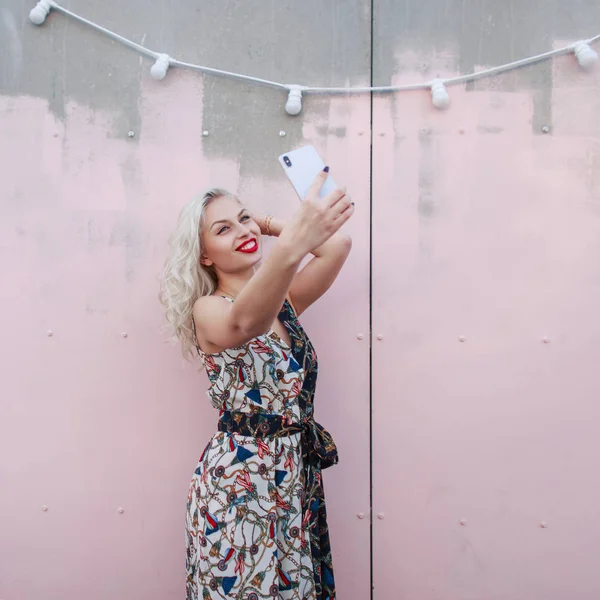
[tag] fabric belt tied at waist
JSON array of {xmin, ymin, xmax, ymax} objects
[{"xmin": 217, "ymin": 411, "xmax": 338, "ymax": 470}]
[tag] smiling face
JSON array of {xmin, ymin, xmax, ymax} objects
[{"xmin": 200, "ymin": 194, "xmax": 262, "ymax": 277}]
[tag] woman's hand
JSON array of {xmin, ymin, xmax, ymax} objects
[
  {"xmin": 249, "ymin": 212, "xmax": 270, "ymax": 236},
  {"xmin": 279, "ymin": 168, "xmax": 354, "ymax": 258}
]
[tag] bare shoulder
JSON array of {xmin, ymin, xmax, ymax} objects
[
  {"xmin": 194, "ymin": 294, "xmax": 224, "ymax": 314},
  {"xmin": 192, "ymin": 294, "xmax": 250, "ymax": 353},
  {"xmin": 193, "ymin": 295, "xmax": 230, "ymax": 330}
]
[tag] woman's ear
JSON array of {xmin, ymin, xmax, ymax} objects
[{"xmin": 200, "ymin": 255, "xmax": 213, "ymax": 267}]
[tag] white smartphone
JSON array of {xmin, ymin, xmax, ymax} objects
[{"xmin": 278, "ymin": 145, "xmax": 338, "ymax": 200}]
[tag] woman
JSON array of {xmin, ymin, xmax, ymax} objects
[{"xmin": 160, "ymin": 167, "xmax": 354, "ymax": 600}]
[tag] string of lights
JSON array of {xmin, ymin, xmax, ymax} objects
[{"xmin": 29, "ymin": 0, "xmax": 599, "ymax": 115}]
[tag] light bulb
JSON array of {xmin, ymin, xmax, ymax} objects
[
  {"xmin": 573, "ymin": 41, "xmax": 598, "ymax": 70},
  {"xmin": 285, "ymin": 86, "xmax": 303, "ymax": 116},
  {"xmin": 151, "ymin": 54, "xmax": 170, "ymax": 80},
  {"xmin": 29, "ymin": 0, "xmax": 53, "ymax": 25},
  {"xmin": 430, "ymin": 79, "xmax": 450, "ymax": 109}
]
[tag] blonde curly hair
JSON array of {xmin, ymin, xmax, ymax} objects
[{"xmin": 159, "ymin": 187, "xmax": 236, "ymax": 359}]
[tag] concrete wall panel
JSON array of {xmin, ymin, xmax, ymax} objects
[{"xmin": 0, "ymin": 1, "xmax": 371, "ymax": 598}]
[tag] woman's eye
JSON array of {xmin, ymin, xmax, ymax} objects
[{"xmin": 217, "ymin": 215, "xmax": 249, "ymax": 234}]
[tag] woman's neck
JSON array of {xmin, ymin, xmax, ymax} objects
[{"xmin": 214, "ymin": 267, "xmax": 257, "ymax": 300}]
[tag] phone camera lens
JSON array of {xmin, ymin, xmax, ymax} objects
[{"xmin": 283, "ymin": 156, "xmax": 292, "ymax": 167}]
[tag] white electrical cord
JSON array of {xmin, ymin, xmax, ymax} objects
[{"xmin": 29, "ymin": 0, "xmax": 599, "ymax": 115}]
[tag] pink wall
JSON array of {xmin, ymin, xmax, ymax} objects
[
  {"xmin": 372, "ymin": 50, "xmax": 600, "ymax": 599},
  {"xmin": 0, "ymin": 76, "xmax": 371, "ymax": 599}
]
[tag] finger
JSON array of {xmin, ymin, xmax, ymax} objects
[
  {"xmin": 333, "ymin": 202, "xmax": 355, "ymax": 224},
  {"xmin": 324, "ymin": 187, "xmax": 347, "ymax": 208},
  {"xmin": 331, "ymin": 194, "xmax": 353, "ymax": 217},
  {"xmin": 307, "ymin": 167, "xmax": 330, "ymax": 198}
]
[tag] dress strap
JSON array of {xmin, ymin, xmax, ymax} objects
[
  {"xmin": 285, "ymin": 294, "xmax": 298, "ymax": 316},
  {"xmin": 190, "ymin": 315, "xmax": 203, "ymax": 356}
]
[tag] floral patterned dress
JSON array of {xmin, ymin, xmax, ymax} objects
[{"xmin": 186, "ymin": 297, "xmax": 338, "ymax": 600}]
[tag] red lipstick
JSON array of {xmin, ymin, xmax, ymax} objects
[{"xmin": 236, "ymin": 238, "xmax": 258, "ymax": 253}]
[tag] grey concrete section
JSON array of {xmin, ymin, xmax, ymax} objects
[
  {"xmin": 374, "ymin": 0, "xmax": 600, "ymax": 80},
  {"xmin": 0, "ymin": 1, "xmax": 149, "ymax": 130},
  {"xmin": 3, "ymin": 0, "xmax": 600, "ymax": 149},
  {"xmin": 373, "ymin": 0, "xmax": 600, "ymax": 133},
  {"xmin": 0, "ymin": 0, "xmax": 371, "ymax": 175},
  {"xmin": 166, "ymin": 0, "xmax": 371, "ymax": 174}
]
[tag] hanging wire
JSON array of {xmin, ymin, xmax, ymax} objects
[{"xmin": 29, "ymin": 0, "xmax": 599, "ymax": 113}]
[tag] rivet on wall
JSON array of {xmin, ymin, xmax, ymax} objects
[
  {"xmin": 118, "ymin": 507, "xmax": 125, "ymax": 514},
  {"xmin": 356, "ymin": 334, "xmax": 364, "ymax": 340},
  {"xmin": 47, "ymin": 330, "xmax": 53, "ymax": 337},
  {"xmin": 542, "ymin": 337, "xmax": 550, "ymax": 344},
  {"xmin": 376, "ymin": 334, "xmax": 383, "ymax": 341},
  {"xmin": 540, "ymin": 521, "xmax": 548, "ymax": 528},
  {"xmin": 122, "ymin": 332, "xmax": 128, "ymax": 338},
  {"xmin": 377, "ymin": 513, "xmax": 385, "ymax": 520},
  {"xmin": 458, "ymin": 336, "xmax": 466, "ymax": 343},
  {"xmin": 460, "ymin": 519, "xmax": 467, "ymax": 526},
  {"xmin": 357, "ymin": 512, "xmax": 365, "ymax": 520},
  {"xmin": 128, "ymin": 130, "xmax": 135, "ymax": 138},
  {"xmin": 42, "ymin": 505, "xmax": 48, "ymax": 511},
  {"xmin": 202, "ymin": 130, "xmax": 210, "ymax": 137},
  {"xmin": 541, "ymin": 126, "xmax": 550, "ymax": 134},
  {"xmin": 279, "ymin": 131, "xmax": 287, "ymax": 137}
]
